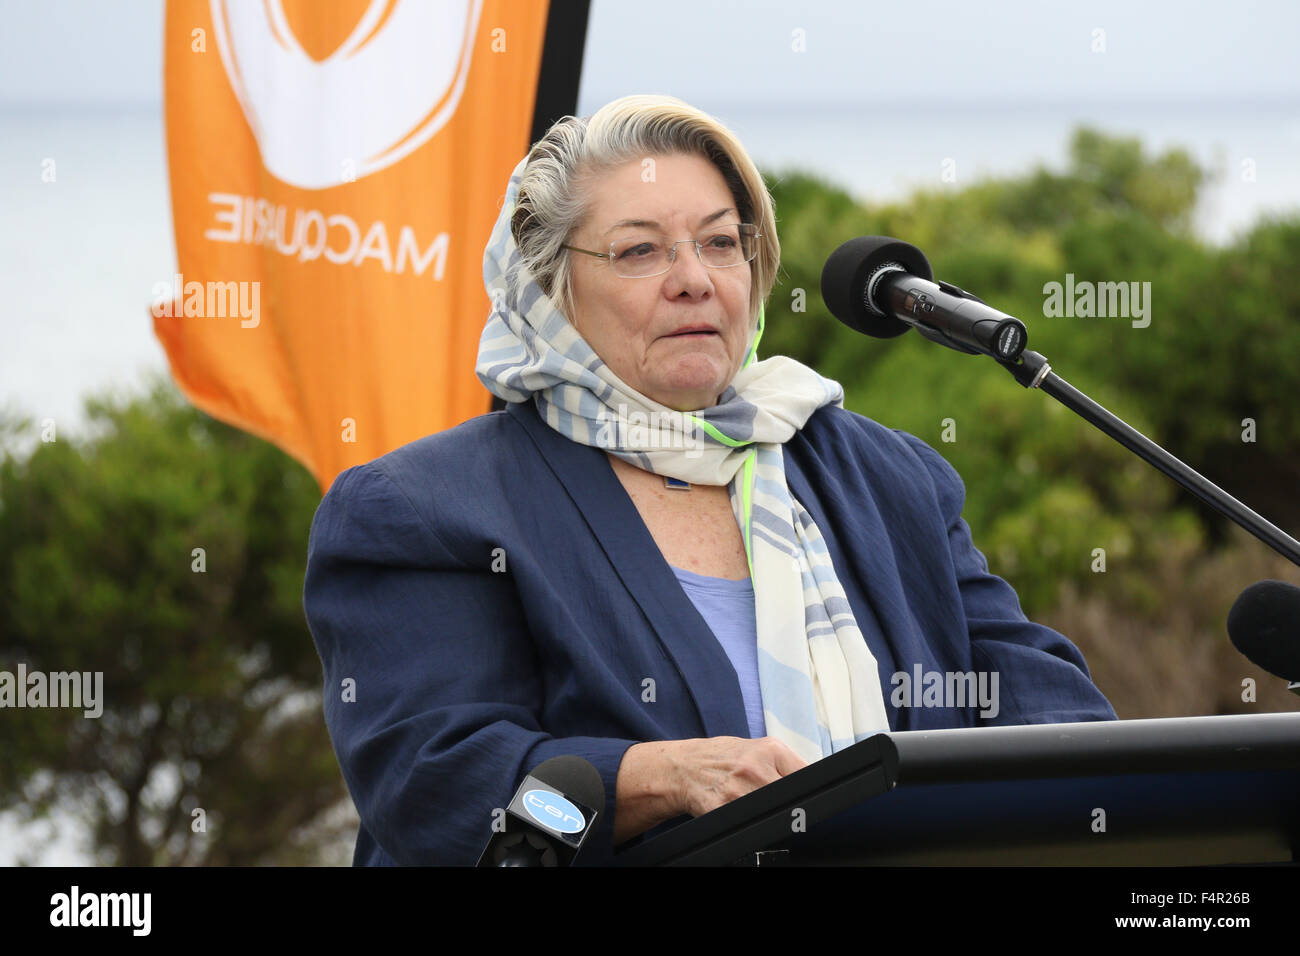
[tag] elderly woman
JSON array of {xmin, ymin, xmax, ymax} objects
[{"xmin": 303, "ymin": 94, "xmax": 1116, "ymax": 867}]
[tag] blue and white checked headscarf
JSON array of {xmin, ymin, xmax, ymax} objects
[{"xmin": 476, "ymin": 154, "xmax": 889, "ymax": 763}]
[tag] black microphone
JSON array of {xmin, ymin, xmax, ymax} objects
[
  {"xmin": 1227, "ymin": 580, "xmax": 1300, "ymax": 694},
  {"xmin": 477, "ymin": 755, "xmax": 606, "ymax": 867},
  {"xmin": 820, "ymin": 236, "xmax": 1027, "ymax": 361}
]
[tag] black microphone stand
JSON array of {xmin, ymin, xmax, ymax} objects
[{"xmin": 995, "ymin": 349, "xmax": 1300, "ymax": 569}]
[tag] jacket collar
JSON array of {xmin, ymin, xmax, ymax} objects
[{"xmin": 505, "ymin": 400, "xmax": 751, "ymax": 739}]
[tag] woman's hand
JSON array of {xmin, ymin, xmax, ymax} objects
[
  {"xmin": 613, "ymin": 736, "xmax": 808, "ymax": 844},
  {"xmin": 667, "ymin": 736, "xmax": 808, "ymax": 817}
]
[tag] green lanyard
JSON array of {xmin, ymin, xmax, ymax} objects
[{"xmin": 684, "ymin": 300, "xmax": 765, "ymax": 579}]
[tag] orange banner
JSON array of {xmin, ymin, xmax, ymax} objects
[{"xmin": 157, "ymin": 0, "xmax": 551, "ymax": 492}]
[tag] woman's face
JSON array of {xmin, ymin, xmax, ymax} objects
[{"xmin": 566, "ymin": 152, "xmax": 754, "ymax": 412}]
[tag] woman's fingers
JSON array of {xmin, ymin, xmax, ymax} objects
[{"xmin": 676, "ymin": 735, "xmax": 810, "ymax": 817}]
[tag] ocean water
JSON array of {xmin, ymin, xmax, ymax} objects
[{"xmin": 0, "ymin": 105, "xmax": 176, "ymax": 447}]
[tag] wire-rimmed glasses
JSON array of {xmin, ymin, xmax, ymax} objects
[{"xmin": 562, "ymin": 222, "xmax": 761, "ymax": 278}]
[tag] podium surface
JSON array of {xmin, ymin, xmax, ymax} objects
[{"xmin": 615, "ymin": 713, "xmax": 1300, "ymax": 866}]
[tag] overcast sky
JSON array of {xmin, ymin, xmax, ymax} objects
[{"xmin": 1, "ymin": 0, "xmax": 1298, "ymax": 108}]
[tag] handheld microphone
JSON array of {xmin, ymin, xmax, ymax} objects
[
  {"xmin": 1227, "ymin": 580, "xmax": 1300, "ymax": 694},
  {"xmin": 477, "ymin": 755, "xmax": 605, "ymax": 867},
  {"xmin": 820, "ymin": 236, "xmax": 1027, "ymax": 361}
]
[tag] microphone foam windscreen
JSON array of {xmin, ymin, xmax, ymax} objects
[
  {"xmin": 1227, "ymin": 579, "xmax": 1300, "ymax": 682},
  {"xmin": 820, "ymin": 236, "xmax": 932, "ymax": 338},
  {"xmin": 529, "ymin": 755, "xmax": 606, "ymax": 813}
]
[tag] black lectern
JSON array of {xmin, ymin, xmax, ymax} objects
[{"xmin": 613, "ymin": 713, "xmax": 1300, "ymax": 866}]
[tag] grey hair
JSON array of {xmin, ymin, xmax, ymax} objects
[{"xmin": 509, "ymin": 94, "xmax": 780, "ymax": 334}]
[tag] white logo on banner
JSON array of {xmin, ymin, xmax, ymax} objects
[{"xmin": 210, "ymin": 0, "xmax": 483, "ymax": 190}]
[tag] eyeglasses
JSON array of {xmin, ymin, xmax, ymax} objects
[{"xmin": 562, "ymin": 222, "xmax": 761, "ymax": 278}]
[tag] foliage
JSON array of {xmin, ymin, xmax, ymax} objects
[
  {"xmin": 0, "ymin": 375, "xmax": 349, "ymax": 864},
  {"xmin": 764, "ymin": 126, "xmax": 1300, "ymax": 616}
]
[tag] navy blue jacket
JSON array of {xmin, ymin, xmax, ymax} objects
[{"xmin": 302, "ymin": 398, "xmax": 1117, "ymax": 866}]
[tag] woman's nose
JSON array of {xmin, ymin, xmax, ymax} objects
[{"xmin": 666, "ymin": 241, "xmax": 712, "ymax": 291}]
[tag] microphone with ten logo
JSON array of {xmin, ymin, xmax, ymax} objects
[{"xmin": 478, "ymin": 755, "xmax": 605, "ymax": 867}]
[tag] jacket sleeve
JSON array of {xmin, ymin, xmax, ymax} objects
[
  {"xmin": 303, "ymin": 462, "xmax": 639, "ymax": 865},
  {"xmin": 896, "ymin": 432, "xmax": 1119, "ymax": 726}
]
